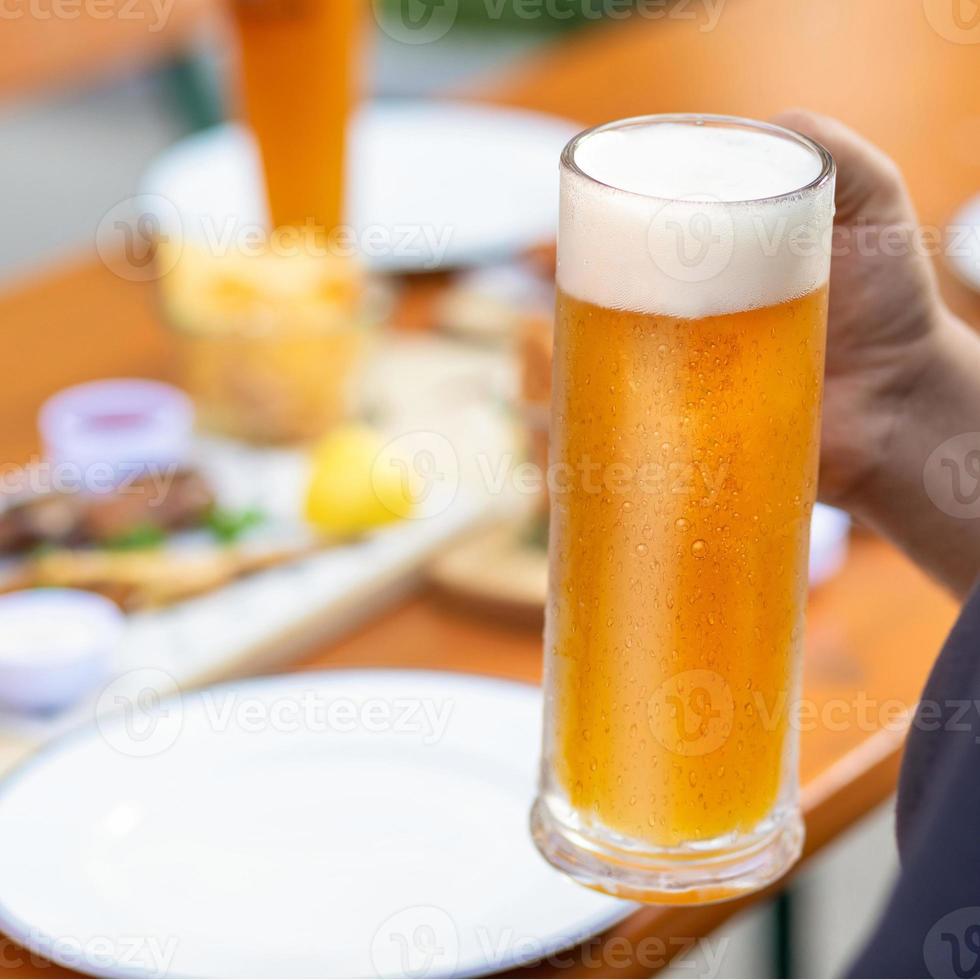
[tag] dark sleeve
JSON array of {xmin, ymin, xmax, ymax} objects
[{"xmin": 849, "ymin": 582, "xmax": 980, "ymax": 978}]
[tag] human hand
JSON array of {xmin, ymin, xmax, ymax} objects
[
  {"xmin": 775, "ymin": 110, "xmax": 980, "ymax": 594},
  {"xmin": 774, "ymin": 109, "xmax": 948, "ymax": 512}
]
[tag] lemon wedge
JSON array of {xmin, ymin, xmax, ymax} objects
[{"xmin": 305, "ymin": 424, "xmax": 414, "ymax": 536}]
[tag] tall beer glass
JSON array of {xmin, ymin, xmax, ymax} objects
[
  {"xmin": 232, "ymin": 0, "xmax": 361, "ymax": 231},
  {"xmin": 531, "ymin": 115, "xmax": 835, "ymax": 904}
]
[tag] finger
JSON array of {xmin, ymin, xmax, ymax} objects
[{"xmin": 772, "ymin": 108, "xmax": 916, "ymax": 226}]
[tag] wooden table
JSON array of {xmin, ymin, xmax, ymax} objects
[
  {"xmin": 0, "ymin": 0, "xmax": 976, "ymax": 974},
  {"xmin": 0, "ymin": 0, "xmax": 218, "ymax": 103}
]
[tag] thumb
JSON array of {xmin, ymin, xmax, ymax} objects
[{"xmin": 772, "ymin": 109, "xmax": 917, "ymax": 228}]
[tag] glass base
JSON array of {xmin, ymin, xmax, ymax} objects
[{"xmin": 530, "ymin": 796, "xmax": 804, "ymax": 905}]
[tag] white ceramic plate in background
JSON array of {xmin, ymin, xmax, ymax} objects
[
  {"xmin": 810, "ymin": 503, "xmax": 850, "ymax": 587},
  {"xmin": 0, "ymin": 670, "xmax": 629, "ymax": 979},
  {"xmin": 947, "ymin": 193, "xmax": 980, "ymax": 294},
  {"xmin": 141, "ymin": 101, "xmax": 582, "ymax": 274}
]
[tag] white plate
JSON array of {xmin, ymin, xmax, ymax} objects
[
  {"xmin": 947, "ymin": 192, "xmax": 980, "ymax": 293},
  {"xmin": 0, "ymin": 670, "xmax": 630, "ymax": 979},
  {"xmin": 141, "ymin": 101, "xmax": 582, "ymax": 273}
]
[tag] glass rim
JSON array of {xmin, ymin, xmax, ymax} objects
[{"xmin": 561, "ymin": 112, "xmax": 836, "ymax": 207}]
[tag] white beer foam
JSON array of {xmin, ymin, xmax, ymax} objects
[{"xmin": 558, "ymin": 121, "xmax": 835, "ymax": 319}]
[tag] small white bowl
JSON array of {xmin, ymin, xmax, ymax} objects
[{"xmin": 0, "ymin": 590, "xmax": 124, "ymax": 713}]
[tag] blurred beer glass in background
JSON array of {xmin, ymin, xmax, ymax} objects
[
  {"xmin": 158, "ymin": 0, "xmax": 369, "ymax": 445},
  {"xmin": 231, "ymin": 0, "xmax": 361, "ymax": 232},
  {"xmin": 532, "ymin": 116, "xmax": 835, "ymax": 903}
]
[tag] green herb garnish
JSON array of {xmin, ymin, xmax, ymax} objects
[
  {"xmin": 205, "ymin": 507, "xmax": 265, "ymax": 544},
  {"xmin": 104, "ymin": 524, "xmax": 166, "ymax": 551}
]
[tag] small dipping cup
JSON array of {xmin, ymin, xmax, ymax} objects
[{"xmin": 0, "ymin": 590, "xmax": 125, "ymax": 713}]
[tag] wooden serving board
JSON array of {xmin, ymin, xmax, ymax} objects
[{"xmin": 427, "ymin": 519, "xmax": 548, "ymax": 626}]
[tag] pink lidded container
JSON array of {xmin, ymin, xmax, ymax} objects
[{"xmin": 38, "ymin": 379, "xmax": 194, "ymax": 492}]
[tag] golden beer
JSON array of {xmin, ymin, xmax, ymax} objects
[
  {"xmin": 232, "ymin": 0, "xmax": 361, "ymax": 231},
  {"xmin": 532, "ymin": 116, "xmax": 835, "ymax": 903}
]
